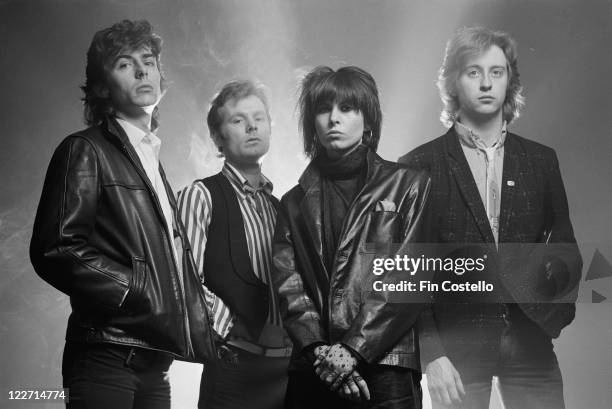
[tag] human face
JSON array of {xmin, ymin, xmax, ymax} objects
[
  {"xmin": 455, "ymin": 45, "xmax": 508, "ymax": 122},
  {"xmin": 104, "ymin": 47, "xmax": 162, "ymax": 118},
  {"xmin": 314, "ymin": 101, "xmax": 365, "ymax": 158},
  {"xmin": 217, "ymin": 94, "xmax": 271, "ymax": 167}
]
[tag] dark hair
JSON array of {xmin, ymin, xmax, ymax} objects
[
  {"xmin": 81, "ymin": 19, "xmax": 165, "ymax": 128},
  {"xmin": 437, "ymin": 26, "xmax": 525, "ymax": 127},
  {"xmin": 298, "ymin": 66, "xmax": 382, "ymax": 158},
  {"xmin": 206, "ymin": 79, "xmax": 270, "ymax": 147}
]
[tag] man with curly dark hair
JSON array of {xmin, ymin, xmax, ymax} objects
[{"xmin": 30, "ymin": 19, "xmax": 215, "ymax": 409}]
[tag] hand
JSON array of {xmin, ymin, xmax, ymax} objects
[
  {"xmin": 425, "ymin": 356, "xmax": 465, "ymax": 405},
  {"xmin": 314, "ymin": 344, "xmax": 330, "ymax": 358},
  {"xmin": 313, "ymin": 344, "xmax": 358, "ymax": 390},
  {"xmin": 338, "ymin": 369, "xmax": 371, "ymax": 402},
  {"xmin": 535, "ymin": 255, "xmax": 570, "ymax": 299}
]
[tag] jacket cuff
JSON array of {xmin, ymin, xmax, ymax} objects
[
  {"xmin": 342, "ymin": 335, "xmax": 374, "ymax": 363},
  {"xmin": 340, "ymin": 343, "xmax": 365, "ymax": 364}
]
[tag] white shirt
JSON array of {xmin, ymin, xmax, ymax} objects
[{"xmin": 116, "ymin": 118, "xmax": 180, "ymax": 269}]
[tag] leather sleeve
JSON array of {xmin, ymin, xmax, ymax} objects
[
  {"xmin": 272, "ymin": 198, "xmax": 326, "ymax": 353},
  {"xmin": 341, "ymin": 171, "xmax": 433, "ymax": 363},
  {"xmin": 30, "ymin": 136, "xmax": 140, "ymax": 312},
  {"xmin": 399, "ymin": 148, "xmax": 449, "ymax": 365}
]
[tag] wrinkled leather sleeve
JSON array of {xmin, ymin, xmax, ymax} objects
[
  {"xmin": 341, "ymin": 171, "xmax": 432, "ymax": 363},
  {"xmin": 272, "ymin": 199, "xmax": 326, "ymax": 353},
  {"xmin": 30, "ymin": 136, "xmax": 136, "ymax": 312},
  {"xmin": 399, "ymin": 151, "xmax": 446, "ymax": 365}
]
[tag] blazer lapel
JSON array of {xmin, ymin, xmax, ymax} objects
[
  {"xmin": 445, "ymin": 130, "xmax": 496, "ymax": 243},
  {"xmin": 498, "ymin": 134, "xmax": 521, "ymax": 243}
]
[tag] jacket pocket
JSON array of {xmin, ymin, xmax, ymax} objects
[
  {"xmin": 365, "ymin": 210, "xmax": 403, "ymax": 244},
  {"xmin": 121, "ymin": 256, "xmax": 148, "ymax": 311}
]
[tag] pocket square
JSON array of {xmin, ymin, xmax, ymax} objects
[{"xmin": 375, "ymin": 199, "xmax": 397, "ymax": 212}]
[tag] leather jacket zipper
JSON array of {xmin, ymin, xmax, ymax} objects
[{"xmin": 326, "ymin": 173, "xmax": 371, "ymax": 338}]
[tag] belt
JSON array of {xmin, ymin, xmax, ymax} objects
[{"xmin": 226, "ymin": 339, "xmax": 292, "ymax": 358}]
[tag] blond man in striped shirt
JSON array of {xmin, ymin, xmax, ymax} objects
[{"xmin": 178, "ymin": 80, "xmax": 291, "ymax": 409}]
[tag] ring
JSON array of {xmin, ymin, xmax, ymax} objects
[{"xmin": 332, "ymin": 372, "xmax": 347, "ymax": 383}]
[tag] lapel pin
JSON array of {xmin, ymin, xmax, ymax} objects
[{"xmin": 507, "ymin": 180, "xmax": 515, "ymax": 186}]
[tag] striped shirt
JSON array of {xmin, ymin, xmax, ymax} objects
[{"xmin": 177, "ymin": 163, "xmax": 282, "ymax": 342}]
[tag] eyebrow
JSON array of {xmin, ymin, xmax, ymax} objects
[
  {"xmin": 230, "ymin": 110, "xmax": 268, "ymax": 118},
  {"xmin": 113, "ymin": 53, "xmax": 156, "ymax": 64},
  {"xmin": 464, "ymin": 64, "xmax": 506, "ymax": 70}
]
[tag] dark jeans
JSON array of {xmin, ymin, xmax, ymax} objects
[
  {"xmin": 285, "ymin": 364, "xmax": 422, "ymax": 409},
  {"xmin": 62, "ymin": 341, "xmax": 173, "ymax": 409},
  {"xmin": 433, "ymin": 306, "xmax": 565, "ymax": 409},
  {"xmin": 198, "ymin": 344, "xmax": 290, "ymax": 409}
]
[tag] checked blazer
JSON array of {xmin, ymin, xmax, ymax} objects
[{"xmin": 399, "ymin": 127, "xmax": 582, "ymax": 364}]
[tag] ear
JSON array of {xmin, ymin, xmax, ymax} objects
[
  {"xmin": 210, "ymin": 131, "xmax": 223, "ymax": 153},
  {"xmin": 363, "ymin": 120, "xmax": 372, "ymax": 137}
]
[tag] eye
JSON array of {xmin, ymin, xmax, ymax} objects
[
  {"xmin": 144, "ymin": 60, "xmax": 156, "ymax": 67},
  {"xmin": 339, "ymin": 103, "xmax": 355, "ymax": 113},
  {"xmin": 466, "ymin": 69, "xmax": 480, "ymax": 78},
  {"xmin": 231, "ymin": 117, "xmax": 243, "ymax": 124},
  {"xmin": 315, "ymin": 104, "xmax": 331, "ymax": 114},
  {"xmin": 491, "ymin": 69, "xmax": 505, "ymax": 78},
  {"xmin": 117, "ymin": 61, "xmax": 131, "ymax": 70}
]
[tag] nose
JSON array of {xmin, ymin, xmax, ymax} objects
[
  {"xmin": 328, "ymin": 105, "xmax": 341, "ymax": 126},
  {"xmin": 135, "ymin": 62, "xmax": 148, "ymax": 80},
  {"xmin": 246, "ymin": 119, "xmax": 258, "ymax": 134},
  {"xmin": 480, "ymin": 74, "xmax": 492, "ymax": 91}
]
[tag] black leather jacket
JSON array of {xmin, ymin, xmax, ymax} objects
[
  {"xmin": 30, "ymin": 118, "xmax": 216, "ymax": 363},
  {"xmin": 272, "ymin": 150, "xmax": 431, "ymax": 370}
]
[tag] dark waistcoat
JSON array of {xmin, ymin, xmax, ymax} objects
[{"xmin": 200, "ymin": 173, "xmax": 273, "ymax": 340}]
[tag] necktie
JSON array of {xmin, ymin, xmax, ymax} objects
[{"xmin": 483, "ymin": 147, "xmax": 499, "ymax": 242}]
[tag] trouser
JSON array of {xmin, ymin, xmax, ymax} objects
[
  {"xmin": 433, "ymin": 305, "xmax": 565, "ymax": 409},
  {"xmin": 285, "ymin": 364, "xmax": 423, "ymax": 409},
  {"xmin": 62, "ymin": 341, "xmax": 173, "ymax": 409},
  {"xmin": 198, "ymin": 343, "xmax": 290, "ymax": 409}
]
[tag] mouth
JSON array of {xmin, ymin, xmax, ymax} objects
[
  {"xmin": 326, "ymin": 131, "xmax": 343, "ymax": 137},
  {"xmin": 478, "ymin": 96, "xmax": 494, "ymax": 102},
  {"xmin": 136, "ymin": 84, "xmax": 154, "ymax": 92}
]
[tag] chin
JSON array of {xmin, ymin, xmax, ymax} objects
[{"xmin": 244, "ymin": 151, "xmax": 267, "ymax": 161}]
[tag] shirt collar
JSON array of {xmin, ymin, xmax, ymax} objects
[
  {"xmin": 115, "ymin": 117, "xmax": 161, "ymax": 150},
  {"xmin": 222, "ymin": 162, "xmax": 273, "ymax": 195},
  {"xmin": 455, "ymin": 120, "xmax": 507, "ymax": 151}
]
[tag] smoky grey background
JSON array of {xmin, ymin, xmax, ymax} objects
[{"xmin": 1, "ymin": 0, "xmax": 611, "ymax": 408}]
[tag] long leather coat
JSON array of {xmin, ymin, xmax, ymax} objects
[
  {"xmin": 30, "ymin": 118, "xmax": 216, "ymax": 363},
  {"xmin": 273, "ymin": 150, "xmax": 431, "ymax": 370}
]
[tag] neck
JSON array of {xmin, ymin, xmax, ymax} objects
[
  {"xmin": 115, "ymin": 107, "xmax": 154, "ymax": 134},
  {"xmin": 227, "ymin": 159, "xmax": 263, "ymax": 187},
  {"xmin": 458, "ymin": 111, "xmax": 503, "ymax": 147}
]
